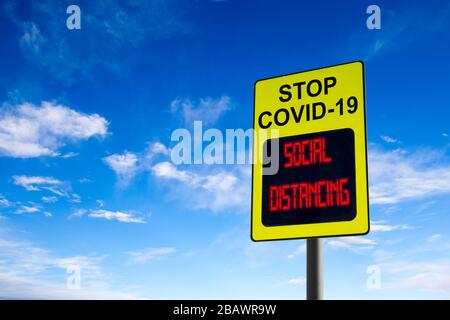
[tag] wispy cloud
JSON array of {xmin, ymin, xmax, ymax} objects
[
  {"xmin": 0, "ymin": 235, "xmax": 141, "ymax": 299},
  {"xmin": 20, "ymin": 22, "xmax": 43, "ymax": 54},
  {"xmin": 78, "ymin": 178, "xmax": 93, "ymax": 184},
  {"xmin": 380, "ymin": 135, "xmax": 397, "ymax": 143},
  {"xmin": 59, "ymin": 152, "xmax": 78, "ymax": 159},
  {"xmin": 41, "ymin": 196, "xmax": 58, "ymax": 203},
  {"xmin": 68, "ymin": 194, "xmax": 81, "ymax": 204},
  {"xmin": 127, "ymin": 247, "xmax": 176, "ymax": 264},
  {"xmin": 287, "ymin": 277, "xmax": 306, "ymax": 286},
  {"xmin": 103, "ymin": 152, "xmax": 139, "ymax": 187},
  {"xmin": 347, "ymin": 2, "xmax": 450, "ymax": 61},
  {"xmin": 371, "ymin": 220, "xmax": 412, "ymax": 232},
  {"xmin": 68, "ymin": 207, "xmax": 146, "ymax": 224},
  {"xmin": 152, "ymin": 161, "xmax": 251, "ymax": 212},
  {"xmin": 0, "ymin": 102, "xmax": 108, "ymax": 158},
  {"xmin": 12, "ymin": 175, "xmax": 82, "ymax": 205},
  {"xmin": 152, "ymin": 161, "xmax": 190, "ymax": 182},
  {"xmin": 88, "ymin": 209, "xmax": 146, "ymax": 224},
  {"xmin": 15, "ymin": 205, "xmax": 40, "ymax": 215},
  {"xmin": 427, "ymin": 234, "xmax": 443, "ymax": 243},
  {"xmin": 6, "ymin": 0, "xmax": 193, "ymax": 80},
  {"xmin": 381, "ymin": 260, "xmax": 450, "ymax": 295},
  {"xmin": 287, "ymin": 243, "xmax": 306, "ymax": 259},
  {"xmin": 103, "ymin": 142, "xmax": 170, "ymax": 187},
  {"xmin": 0, "ymin": 195, "xmax": 12, "ymax": 207},
  {"xmin": 13, "ymin": 175, "xmax": 63, "ymax": 192},
  {"xmin": 369, "ymin": 146, "xmax": 450, "ymax": 205},
  {"xmin": 407, "ymin": 234, "xmax": 450, "ymax": 254},
  {"xmin": 12, "ymin": 175, "xmax": 72, "ymax": 200},
  {"xmin": 327, "ymin": 237, "xmax": 376, "ymax": 252},
  {"xmin": 68, "ymin": 208, "xmax": 87, "ymax": 220},
  {"xmin": 171, "ymin": 95, "xmax": 232, "ymax": 126}
]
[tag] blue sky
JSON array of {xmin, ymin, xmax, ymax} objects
[{"xmin": 0, "ymin": 0, "xmax": 450, "ymax": 299}]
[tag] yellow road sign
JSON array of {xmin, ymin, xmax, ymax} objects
[{"xmin": 251, "ymin": 61, "xmax": 369, "ymax": 241}]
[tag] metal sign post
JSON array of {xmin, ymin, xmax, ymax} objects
[{"xmin": 307, "ymin": 238, "xmax": 323, "ymax": 300}]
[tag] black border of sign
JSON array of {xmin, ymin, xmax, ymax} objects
[{"xmin": 250, "ymin": 60, "xmax": 370, "ymax": 242}]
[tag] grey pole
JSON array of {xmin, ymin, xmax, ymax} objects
[{"xmin": 306, "ymin": 238, "xmax": 323, "ymax": 300}]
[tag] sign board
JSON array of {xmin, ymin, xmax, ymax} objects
[{"xmin": 251, "ymin": 61, "xmax": 369, "ymax": 241}]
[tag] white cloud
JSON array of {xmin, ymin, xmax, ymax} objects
[
  {"xmin": 380, "ymin": 135, "xmax": 397, "ymax": 143},
  {"xmin": 68, "ymin": 208, "xmax": 87, "ymax": 220},
  {"xmin": 404, "ymin": 272, "xmax": 450, "ymax": 293},
  {"xmin": 187, "ymin": 169, "xmax": 250, "ymax": 212},
  {"xmin": 78, "ymin": 178, "xmax": 93, "ymax": 184},
  {"xmin": 88, "ymin": 209, "xmax": 146, "ymax": 224},
  {"xmin": 104, "ymin": 153, "xmax": 135, "ymax": 170},
  {"xmin": 369, "ymin": 146, "xmax": 450, "ymax": 205},
  {"xmin": 15, "ymin": 205, "xmax": 40, "ymax": 214},
  {"xmin": 68, "ymin": 194, "xmax": 81, "ymax": 203},
  {"xmin": 20, "ymin": 22, "xmax": 43, "ymax": 54},
  {"xmin": 103, "ymin": 142, "xmax": 172, "ymax": 187},
  {"xmin": 103, "ymin": 152, "xmax": 139, "ymax": 187},
  {"xmin": 12, "ymin": 175, "xmax": 70, "ymax": 198},
  {"xmin": 406, "ymin": 235, "xmax": 450, "ymax": 255},
  {"xmin": 104, "ymin": 143, "xmax": 170, "ymax": 184},
  {"xmin": 171, "ymin": 96, "xmax": 232, "ymax": 126},
  {"xmin": 151, "ymin": 162, "xmax": 250, "ymax": 212},
  {"xmin": 42, "ymin": 196, "xmax": 58, "ymax": 203},
  {"xmin": 371, "ymin": 249, "xmax": 395, "ymax": 262},
  {"xmin": 147, "ymin": 142, "xmax": 170, "ymax": 157},
  {"xmin": 103, "ymin": 141, "xmax": 250, "ymax": 212},
  {"xmin": 13, "ymin": 175, "xmax": 63, "ymax": 191},
  {"xmin": 0, "ymin": 102, "xmax": 108, "ymax": 158},
  {"xmin": 127, "ymin": 247, "xmax": 176, "ymax": 264},
  {"xmin": 427, "ymin": 234, "xmax": 443, "ymax": 243},
  {"xmin": 44, "ymin": 186, "xmax": 68, "ymax": 197},
  {"xmin": 348, "ymin": 2, "xmax": 450, "ymax": 61},
  {"xmin": 0, "ymin": 195, "xmax": 12, "ymax": 207},
  {"xmin": 382, "ymin": 260, "xmax": 450, "ymax": 294},
  {"xmin": 287, "ymin": 243, "xmax": 306, "ymax": 259},
  {"xmin": 11, "ymin": 1, "xmax": 192, "ymax": 80},
  {"xmin": 69, "ymin": 208, "xmax": 145, "ymax": 224},
  {"xmin": 0, "ymin": 236, "xmax": 141, "ymax": 299},
  {"xmin": 443, "ymin": 133, "xmax": 448, "ymax": 138},
  {"xmin": 152, "ymin": 161, "xmax": 190, "ymax": 182},
  {"xmin": 59, "ymin": 151, "xmax": 78, "ymax": 159},
  {"xmin": 371, "ymin": 220, "xmax": 411, "ymax": 232},
  {"xmin": 327, "ymin": 236, "xmax": 376, "ymax": 251},
  {"xmin": 287, "ymin": 277, "xmax": 306, "ymax": 286}
]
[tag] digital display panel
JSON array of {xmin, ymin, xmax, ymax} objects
[{"xmin": 261, "ymin": 128, "xmax": 356, "ymax": 226}]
